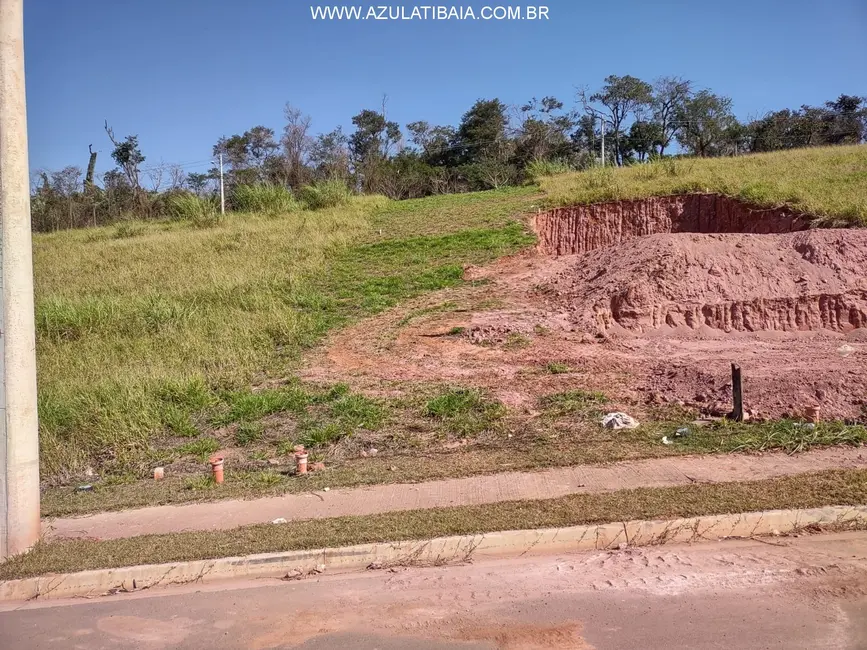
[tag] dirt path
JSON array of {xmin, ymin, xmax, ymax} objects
[{"xmin": 45, "ymin": 446, "xmax": 866, "ymax": 541}]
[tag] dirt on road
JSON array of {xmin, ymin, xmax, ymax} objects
[
  {"xmin": 305, "ymin": 194, "xmax": 867, "ymax": 420},
  {"xmin": 5, "ymin": 532, "xmax": 867, "ymax": 649}
]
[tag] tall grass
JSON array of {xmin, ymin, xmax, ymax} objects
[
  {"xmin": 165, "ymin": 193, "xmax": 221, "ymax": 227},
  {"xmin": 524, "ymin": 158, "xmax": 574, "ymax": 183},
  {"xmin": 297, "ymin": 180, "xmax": 352, "ymax": 210},
  {"xmin": 540, "ymin": 145, "xmax": 867, "ymax": 225},
  {"xmin": 33, "ymin": 196, "xmax": 386, "ymax": 476},
  {"xmin": 32, "ymin": 187, "xmax": 538, "ymax": 480},
  {"xmin": 231, "ymin": 184, "xmax": 300, "ymax": 214}
]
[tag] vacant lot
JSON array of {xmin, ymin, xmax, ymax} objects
[
  {"xmin": 36, "ymin": 147, "xmax": 867, "ymax": 516},
  {"xmin": 35, "ymin": 188, "xmax": 538, "ymax": 483}
]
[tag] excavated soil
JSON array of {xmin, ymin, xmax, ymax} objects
[
  {"xmin": 539, "ymin": 230, "xmax": 867, "ymax": 335},
  {"xmin": 306, "ymin": 194, "xmax": 867, "ymax": 420},
  {"xmin": 533, "ymin": 195, "xmax": 866, "ymax": 335}
]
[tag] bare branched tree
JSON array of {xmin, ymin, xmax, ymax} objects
[
  {"xmin": 652, "ymin": 77, "xmax": 693, "ymax": 156},
  {"xmin": 282, "ymin": 103, "xmax": 313, "ymax": 189},
  {"xmin": 146, "ymin": 162, "xmax": 166, "ymax": 192},
  {"xmin": 168, "ymin": 164, "xmax": 186, "ymax": 190}
]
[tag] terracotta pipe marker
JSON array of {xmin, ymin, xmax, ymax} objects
[{"xmin": 209, "ymin": 456, "xmax": 225, "ymax": 484}]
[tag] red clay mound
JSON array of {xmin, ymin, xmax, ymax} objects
[
  {"xmin": 538, "ymin": 230, "xmax": 867, "ymax": 334},
  {"xmin": 311, "ymin": 194, "xmax": 867, "ymax": 420}
]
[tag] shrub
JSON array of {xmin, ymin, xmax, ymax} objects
[
  {"xmin": 299, "ymin": 422, "xmax": 346, "ymax": 448},
  {"xmin": 297, "ymin": 180, "xmax": 352, "ymax": 210},
  {"xmin": 176, "ymin": 437, "xmax": 221, "ymax": 460},
  {"xmin": 525, "ymin": 159, "xmax": 573, "ymax": 183},
  {"xmin": 329, "ymin": 394, "xmax": 384, "ymax": 430},
  {"xmin": 112, "ymin": 222, "xmax": 144, "ymax": 239},
  {"xmin": 231, "ymin": 184, "xmax": 300, "ymax": 214},
  {"xmin": 165, "ymin": 193, "xmax": 221, "ymax": 227}
]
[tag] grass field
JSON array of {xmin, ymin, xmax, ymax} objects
[
  {"xmin": 33, "ymin": 146, "xmax": 867, "ymax": 513},
  {"xmin": 541, "ymin": 145, "xmax": 867, "ymax": 225},
  {"xmin": 34, "ymin": 187, "xmax": 539, "ymax": 481}
]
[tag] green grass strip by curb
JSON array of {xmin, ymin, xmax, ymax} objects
[{"xmin": 5, "ymin": 468, "xmax": 866, "ymax": 580}]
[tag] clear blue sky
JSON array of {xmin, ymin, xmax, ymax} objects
[{"xmin": 25, "ymin": 0, "xmax": 867, "ymax": 177}]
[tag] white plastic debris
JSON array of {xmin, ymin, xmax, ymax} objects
[
  {"xmin": 837, "ymin": 344, "xmax": 855, "ymax": 358},
  {"xmin": 601, "ymin": 412, "xmax": 640, "ymax": 430},
  {"xmin": 661, "ymin": 436, "xmax": 673, "ymax": 445},
  {"xmin": 272, "ymin": 518, "xmax": 288, "ymax": 525}
]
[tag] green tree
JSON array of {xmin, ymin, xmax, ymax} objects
[
  {"xmin": 186, "ymin": 172, "xmax": 213, "ymax": 196},
  {"xmin": 406, "ymin": 121, "xmax": 456, "ymax": 166},
  {"xmin": 349, "ymin": 109, "xmax": 401, "ymax": 165},
  {"xmin": 676, "ymin": 91, "xmax": 739, "ymax": 157},
  {"xmin": 651, "ymin": 77, "xmax": 692, "ymax": 156},
  {"xmin": 627, "ymin": 121, "xmax": 664, "ymax": 161},
  {"xmin": 310, "ymin": 127, "xmax": 351, "ymax": 181},
  {"xmin": 579, "ymin": 75, "xmax": 653, "ymax": 166},
  {"xmin": 514, "ymin": 96, "xmax": 575, "ymax": 167},
  {"xmin": 213, "ymin": 126, "xmax": 281, "ymax": 185},
  {"xmin": 453, "ymin": 98, "xmax": 509, "ymax": 165},
  {"xmin": 105, "ymin": 122, "xmax": 145, "ymax": 189},
  {"xmin": 824, "ymin": 95, "xmax": 867, "ymax": 144},
  {"xmin": 571, "ymin": 114, "xmax": 603, "ymax": 165}
]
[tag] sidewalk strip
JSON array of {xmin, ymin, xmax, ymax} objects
[{"xmin": 45, "ymin": 446, "xmax": 867, "ymax": 541}]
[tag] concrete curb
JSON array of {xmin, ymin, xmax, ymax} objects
[{"xmin": 3, "ymin": 505, "xmax": 865, "ymax": 602}]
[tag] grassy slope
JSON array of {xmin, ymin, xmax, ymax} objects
[
  {"xmin": 33, "ymin": 146, "xmax": 867, "ymax": 495},
  {"xmin": 34, "ymin": 187, "xmax": 539, "ymax": 479},
  {"xmin": 541, "ymin": 145, "xmax": 867, "ymax": 225},
  {"xmin": 6, "ymin": 469, "xmax": 866, "ymax": 580}
]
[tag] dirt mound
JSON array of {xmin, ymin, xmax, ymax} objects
[
  {"xmin": 533, "ymin": 194, "xmax": 812, "ymax": 256},
  {"xmin": 538, "ymin": 230, "xmax": 867, "ymax": 334},
  {"xmin": 309, "ymin": 194, "xmax": 867, "ymax": 420}
]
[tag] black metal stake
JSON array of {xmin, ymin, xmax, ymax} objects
[{"xmin": 730, "ymin": 363, "xmax": 744, "ymax": 422}]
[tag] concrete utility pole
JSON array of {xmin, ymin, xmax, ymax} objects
[
  {"xmin": 0, "ymin": 0, "xmax": 41, "ymax": 560},
  {"xmin": 600, "ymin": 117, "xmax": 605, "ymax": 168},
  {"xmin": 218, "ymin": 153, "xmax": 225, "ymax": 215}
]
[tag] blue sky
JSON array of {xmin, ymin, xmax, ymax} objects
[{"xmin": 26, "ymin": 0, "xmax": 867, "ymax": 178}]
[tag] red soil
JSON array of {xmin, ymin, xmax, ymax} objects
[
  {"xmin": 307, "ymin": 195, "xmax": 867, "ymax": 420},
  {"xmin": 533, "ymin": 194, "xmax": 812, "ymax": 255},
  {"xmin": 538, "ymin": 230, "xmax": 867, "ymax": 335}
]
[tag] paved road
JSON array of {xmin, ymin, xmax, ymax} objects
[
  {"xmin": 3, "ymin": 531, "xmax": 867, "ymax": 649},
  {"xmin": 47, "ymin": 446, "xmax": 867, "ymax": 540}
]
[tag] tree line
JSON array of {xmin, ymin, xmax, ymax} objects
[{"xmin": 31, "ymin": 75, "xmax": 866, "ymax": 231}]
